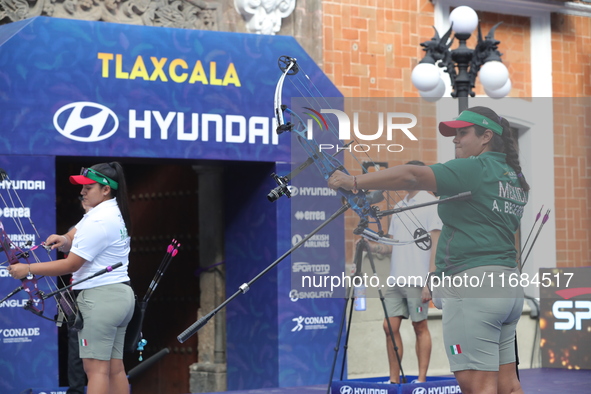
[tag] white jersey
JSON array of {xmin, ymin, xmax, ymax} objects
[
  {"xmin": 70, "ymin": 198, "xmax": 130, "ymax": 289},
  {"xmin": 388, "ymin": 191, "xmax": 442, "ymax": 285}
]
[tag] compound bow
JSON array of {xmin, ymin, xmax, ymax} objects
[
  {"xmin": 0, "ymin": 168, "xmax": 77, "ymax": 324},
  {"xmin": 271, "ymin": 55, "xmax": 433, "ymax": 250}
]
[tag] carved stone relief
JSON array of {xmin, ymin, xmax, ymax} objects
[
  {"xmin": 0, "ymin": 0, "xmax": 221, "ymax": 30},
  {"xmin": 234, "ymin": 0, "xmax": 296, "ymax": 35}
]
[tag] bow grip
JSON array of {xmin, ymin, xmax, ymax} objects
[{"xmin": 177, "ymin": 313, "xmax": 213, "ymax": 343}]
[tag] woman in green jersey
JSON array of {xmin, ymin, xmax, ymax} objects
[{"xmin": 328, "ymin": 106, "xmax": 529, "ymax": 394}]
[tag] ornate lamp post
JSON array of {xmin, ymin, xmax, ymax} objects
[{"xmin": 411, "ymin": 6, "xmax": 511, "ymax": 113}]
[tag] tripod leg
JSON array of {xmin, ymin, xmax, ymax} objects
[
  {"xmin": 326, "ymin": 284, "xmax": 355, "ymax": 394},
  {"xmin": 360, "ymin": 239, "xmax": 407, "ymax": 384},
  {"xmin": 326, "ymin": 238, "xmax": 366, "ymax": 394}
]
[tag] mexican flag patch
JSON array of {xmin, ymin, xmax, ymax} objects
[
  {"xmin": 80, "ymin": 339, "xmax": 88, "ymax": 347},
  {"xmin": 417, "ymin": 306, "xmax": 423, "ymax": 313},
  {"xmin": 450, "ymin": 344, "xmax": 462, "ymax": 355}
]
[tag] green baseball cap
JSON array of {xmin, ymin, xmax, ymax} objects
[{"xmin": 439, "ymin": 110, "xmax": 503, "ymax": 136}]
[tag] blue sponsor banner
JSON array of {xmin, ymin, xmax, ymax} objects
[
  {"xmin": 0, "ymin": 16, "xmax": 343, "ymax": 391},
  {"xmin": 331, "ymin": 376, "xmax": 462, "ymax": 394},
  {"xmin": 0, "ymin": 17, "xmax": 339, "ymax": 162},
  {"xmin": 278, "ymin": 123, "xmax": 348, "ymax": 385},
  {"xmin": 0, "ymin": 155, "xmax": 58, "ymax": 392}
]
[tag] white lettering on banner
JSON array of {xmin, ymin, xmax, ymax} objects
[
  {"xmin": 303, "ymin": 316, "xmax": 334, "ymax": 324},
  {"xmin": 339, "ymin": 385, "xmax": 459, "ymax": 394},
  {"xmin": 292, "ymin": 262, "xmax": 330, "ymax": 275},
  {"xmin": 0, "ymin": 180, "xmax": 46, "ymax": 190},
  {"xmin": 291, "ymin": 234, "xmax": 330, "ymax": 248},
  {"xmin": 129, "ymin": 110, "xmax": 277, "ymax": 144},
  {"xmin": 4, "ymin": 233, "xmax": 35, "ymax": 249},
  {"xmin": 54, "ymin": 102, "xmax": 279, "ymax": 145},
  {"xmin": 294, "ymin": 211, "xmax": 326, "ymax": 221},
  {"xmin": 553, "ymin": 300, "xmax": 591, "ymax": 330},
  {"xmin": 7, "ymin": 234, "xmax": 35, "ymax": 242},
  {"xmin": 2, "ymin": 327, "xmax": 39, "ymax": 344},
  {"xmin": 0, "ymin": 207, "xmax": 30, "ymax": 218},
  {"xmin": 0, "ymin": 299, "xmax": 29, "ymax": 308},
  {"xmin": 289, "ymin": 289, "xmax": 333, "ymax": 301},
  {"xmin": 347, "ymin": 388, "xmax": 388, "ymax": 394},
  {"xmin": 295, "ymin": 187, "xmax": 337, "ymax": 197},
  {"xmin": 291, "ymin": 315, "xmax": 335, "ymax": 332},
  {"xmin": 426, "ymin": 386, "xmax": 462, "ymax": 394},
  {"xmin": 2, "ymin": 327, "xmax": 40, "ymax": 337}
]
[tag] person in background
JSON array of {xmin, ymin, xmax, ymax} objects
[{"xmin": 365, "ymin": 160, "xmax": 441, "ymax": 384}]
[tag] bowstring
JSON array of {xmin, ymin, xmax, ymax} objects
[
  {"xmin": 283, "ymin": 65, "xmax": 428, "ymax": 244},
  {"xmin": 0, "ymin": 174, "xmax": 74, "ymax": 322}
]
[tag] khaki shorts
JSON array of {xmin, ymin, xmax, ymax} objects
[
  {"xmin": 77, "ymin": 283, "xmax": 135, "ymax": 360},
  {"xmin": 384, "ymin": 286, "xmax": 429, "ymax": 322},
  {"xmin": 439, "ymin": 265, "xmax": 524, "ymax": 372}
]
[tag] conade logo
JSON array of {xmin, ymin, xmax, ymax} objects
[{"xmin": 54, "ymin": 102, "xmax": 119, "ymax": 142}]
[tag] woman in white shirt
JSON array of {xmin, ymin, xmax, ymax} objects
[{"xmin": 10, "ymin": 162, "xmax": 134, "ymax": 394}]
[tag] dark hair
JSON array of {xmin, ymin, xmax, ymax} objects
[
  {"xmin": 90, "ymin": 162, "xmax": 132, "ymax": 235},
  {"xmin": 467, "ymin": 106, "xmax": 530, "ymax": 192},
  {"xmin": 406, "ymin": 160, "xmax": 425, "ymax": 166}
]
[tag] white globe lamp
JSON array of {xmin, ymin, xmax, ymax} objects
[
  {"xmin": 449, "ymin": 6, "xmax": 479, "ymax": 35},
  {"xmin": 411, "ymin": 62, "xmax": 441, "ymax": 92},
  {"xmin": 484, "ymin": 78, "xmax": 512, "ymax": 98},
  {"xmin": 419, "ymin": 78, "xmax": 446, "ymax": 102},
  {"xmin": 479, "ymin": 61, "xmax": 509, "ymax": 91}
]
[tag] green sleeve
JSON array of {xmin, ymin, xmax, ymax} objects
[{"xmin": 429, "ymin": 158, "xmax": 482, "ymax": 196}]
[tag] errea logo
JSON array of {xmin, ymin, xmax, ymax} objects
[{"xmin": 54, "ymin": 101, "xmax": 119, "ymax": 142}]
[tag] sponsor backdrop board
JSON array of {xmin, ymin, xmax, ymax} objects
[
  {"xmin": 0, "ymin": 16, "xmax": 339, "ymax": 162},
  {"xmin": 0, "ymin": 156, "xmax": 58, "ymax": 391},
  {"xmin": 331, "ymin": 376, "xmax": 462, "ymax": 394},
  {"xmin": 226, "ymin": 161, "xmax": 347, "ymax": 389},
  {"xmin": 0, "ymin": 17, "xmax": 343, "ymax": 391},
  {"xmin": 539, "ymin": 267, "xmax": 591, "ymax": 369}
]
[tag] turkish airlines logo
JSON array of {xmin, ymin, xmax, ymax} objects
[{"xmin": 54, "ymin": 101, "xmax": 119, "ymax": 142}]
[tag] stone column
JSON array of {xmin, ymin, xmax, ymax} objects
[{"xmin": 189, "ymin": 166, "xmax": 227, "ymax": 393}]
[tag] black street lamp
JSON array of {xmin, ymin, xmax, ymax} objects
[{"xmin": 411, "ymin": 6, "xmax": 511, "ymax": 113}]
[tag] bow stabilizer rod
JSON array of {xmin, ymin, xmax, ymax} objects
[{"xmin": 41, "ymin": 262, "xmax": 123, "ymax": 299}]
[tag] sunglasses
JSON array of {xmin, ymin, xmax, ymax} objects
[{"xmin": 81, "ymin": 167, "xmax": 119, "ymax": 190}]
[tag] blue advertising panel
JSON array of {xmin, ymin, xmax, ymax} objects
[
  {"xmin": 331, "ymin": 376, "xmax": 462, "ymax": 394},
  {"xmin": 0, "ymin": 156, "xmax": 58, "ymax": 392},
  {"xmin": 0, "ymin": 17, "xmax": 338, "ymax": 162},
  {"xmin": 0, "ymin": 16, "xmax": 343, "ymax": 391},
  {"xmin": 278, "ymin": 161, "xmax": 347, "ymax": 387}
]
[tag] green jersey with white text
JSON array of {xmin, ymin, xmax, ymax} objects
[{"xmin": 429, "ymin": 152, "xmax": 528, "ymax": 276}]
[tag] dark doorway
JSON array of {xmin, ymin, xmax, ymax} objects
[{"xmin": 56, "ymin": 158, "xmax": 201, "ymax": 394}]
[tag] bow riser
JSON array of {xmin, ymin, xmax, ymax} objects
[
  {"xmin": 0, "ymin": 223, "xmax": 44, "ymax": 315},
  {"xmin": 272, "ymin": 56, "xmax": 441, "ymax": 248}
]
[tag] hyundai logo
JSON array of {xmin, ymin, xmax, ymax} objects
[
  {"xmin": 339, "ymin": 386, "xmax": 353, "ymax": 394},
  {"xmin": 412, "ymin": 387, "xmax": 427, "ymax": 394},
  {"xmin": 54, "ymin": 101, "xmax": 119, "ymax": 142}
]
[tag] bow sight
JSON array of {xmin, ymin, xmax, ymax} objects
[{"xmin": 267, "ymin": 173, "xmax": 290, "ymax": 202}]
